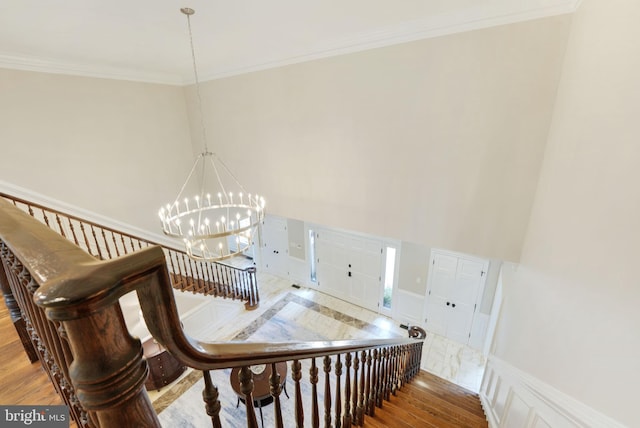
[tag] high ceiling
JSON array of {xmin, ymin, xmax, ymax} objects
[{"xmin": 0, "ymin": 0, "xmax": 578, "ymax": 85}]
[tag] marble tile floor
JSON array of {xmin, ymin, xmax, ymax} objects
[{"xmin": 147, "ymin": 272, "xmax": 485, "ymax": 409}]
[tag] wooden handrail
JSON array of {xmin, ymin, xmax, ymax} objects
[
  {"xmin": 31, "ymin": 239, "xmax": 417, "ymax": 368},
  {"xmin": 1, "ymin": 197, "xmax": 425, "ymax": 427}
]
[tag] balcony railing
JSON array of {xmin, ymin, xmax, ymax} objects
[{"xmin": 0, "ymin": 192, "xmax": 259, "ymax": 309}]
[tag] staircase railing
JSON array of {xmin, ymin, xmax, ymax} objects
[
  {"xmin": 0, "ymin": 192, "xmax": 259, "ymax": 309},
  {"xmin": 0, "ymin": 196, "xmax": 425, "ymax": 428}
]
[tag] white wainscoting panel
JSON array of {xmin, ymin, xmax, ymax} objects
[
  {"xmin": 480, "ymin": 356, "xmax": 626, "ymax": 428},
  {"xmin": 394, "ymin": 289, "xmax": 424, "ymax": 326}
]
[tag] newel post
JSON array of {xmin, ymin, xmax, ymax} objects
[{"xmin": 48, "ymin": 303, "xmax": 160, "ymax": 428}]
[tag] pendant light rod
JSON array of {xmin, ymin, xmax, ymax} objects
[{"xmin": 181, "ymin": 7, "xmax": 210, "ymax": 155}]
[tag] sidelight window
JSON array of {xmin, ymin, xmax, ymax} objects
[
  {"xmin": 309, "ymin": 229, "xmax": 317, "ymax": 282},
  {"xmin": 383, "ymin": 247, "xmax": 396, "ymax": 309}
]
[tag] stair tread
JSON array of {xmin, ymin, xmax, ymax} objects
[
  {"xmin": 362, "ymin": 371, "xmax": 488, "ymax": 428},
  {"xmin": 400, "ymin": 382, "xmax": 485, "ymax": 417}
]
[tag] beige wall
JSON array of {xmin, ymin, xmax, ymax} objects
[
  {"xmin": 397, "ymin": 241, "xmax": 431, "ymax": 295},
  {"xmin": 0, "ymin": 69, "xmax": 195, "ymax": 233},
  {"xmin": 186, "ymin": 15, "xmax": 572, "ymax": 262},
  {"xmin": 492, "ymin": 0, "xmax": 640, "ymax": 425}
]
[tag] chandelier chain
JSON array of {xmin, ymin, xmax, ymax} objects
[{"xmin": 184, "ymin": 10, "xmax": 210, "ymax": 155}]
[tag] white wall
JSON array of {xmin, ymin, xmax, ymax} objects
[
  {"xmin": 0, "ymin": 69, "xmax": 195, "ymax": 234},
  {"xmin": 185, "ymin": 16, "xmax": 571, "ymax": 262},
  {"xmin": 491, "ymin": 0, "xmax": 640, "ymax": 425}
]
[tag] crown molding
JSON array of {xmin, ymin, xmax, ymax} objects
[
  {"xmin": 0, "ymin": 53, "xmax": 185, "ymax": 86},
  {"xmin": 0, "ymin": 0, "xmax": 581, "ymax": 86},
  {"xmin": 200, "ymin": 0, "xmax": 581, "ymax": 82}
]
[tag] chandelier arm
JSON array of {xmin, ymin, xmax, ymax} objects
[
  {"xmin": 211, "ymin": 152, "xmax": 252, "ymax": 199},
  {"xmin": 172, "ymin": 154, "xmax": 203, "ymax": 206},
  {"xmin": 207, "ymin": 154, "xmax": 230, "ymax": 203}
]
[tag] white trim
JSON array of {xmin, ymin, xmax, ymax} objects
[
  {"xmin": 468, "ymin": 312, "xmax": 489, "ymax": 350},
  {"xmin": 0, "ymin": 180, "xmax": 180, "ymax": 250},
  {"xmin": 480, "ymin": 356, "xmax": 627, "ymax": 428},
  {"xmin": 0, "ymin": 53, "xmax": 184, "ymax": 86},
  {"xmin": 428, "ymin": 248, "xmax": 490, "ymax": 266},
  {"xmin": 0, "ymin": 0, "xmax": 581, "ymax": 85},
  {"xmin": 483, "ymin": 268, "xmax": 505, "ymax": 356}
]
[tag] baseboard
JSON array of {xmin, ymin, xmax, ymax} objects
[{"xmin": 480, "ymin": 356, "xmax": 626, "ymax": 428}]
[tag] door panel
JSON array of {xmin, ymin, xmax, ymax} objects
[
  {"xmin": 316, "ymin": 230, "xmax": 348, "ymax": 299},
  {"xmin": 261, "ymin": 216, "xmax": 288, "ymax": 277},
  {"xmin": 424, "ymin": 251, "xmax": 487, "ymax": 345},
  {"xmin": 450, "ymin": 259, "xmax": 484, "ymax": 305},
  {"xmin": 447, "ymin": 259, "xmax": 484, "ymax": 342},
  {"xmin": 425, "ymin": 254, "xmax": 457, "ymax": 336},
  {"xmin": 316, "ymin": 229, "xmax": 383, "ymax": 312}
]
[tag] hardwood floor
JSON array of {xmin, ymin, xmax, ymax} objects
[
  {"xmin": 0, "ymin": 302, "xmax": 65, "ymax": 405},
  {"xmin": 0, "ymin": 302, "xmax": 77, "ymax": 427}
]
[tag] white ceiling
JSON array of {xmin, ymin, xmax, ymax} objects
[{"xmin": 0, "ymin": 0, "xmax": 579, "ymax": 85}]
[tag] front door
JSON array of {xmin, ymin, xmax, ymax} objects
[{"xmin": 315, "ymin": 229, "xmax": 383, "ymax": 312}]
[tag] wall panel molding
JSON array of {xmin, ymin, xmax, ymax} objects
[{"xmin": 480, "ymin": 356, "xmax": 626, "ymax": 428}]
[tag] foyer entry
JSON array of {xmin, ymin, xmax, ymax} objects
[{"xmin": 423, "ymin": 250, "xmax": 488, "ymax": 345}]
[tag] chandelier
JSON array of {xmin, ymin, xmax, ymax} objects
[{"xmin": 158, "ymin": 7, "xmax": 265, "ymax": 262}]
